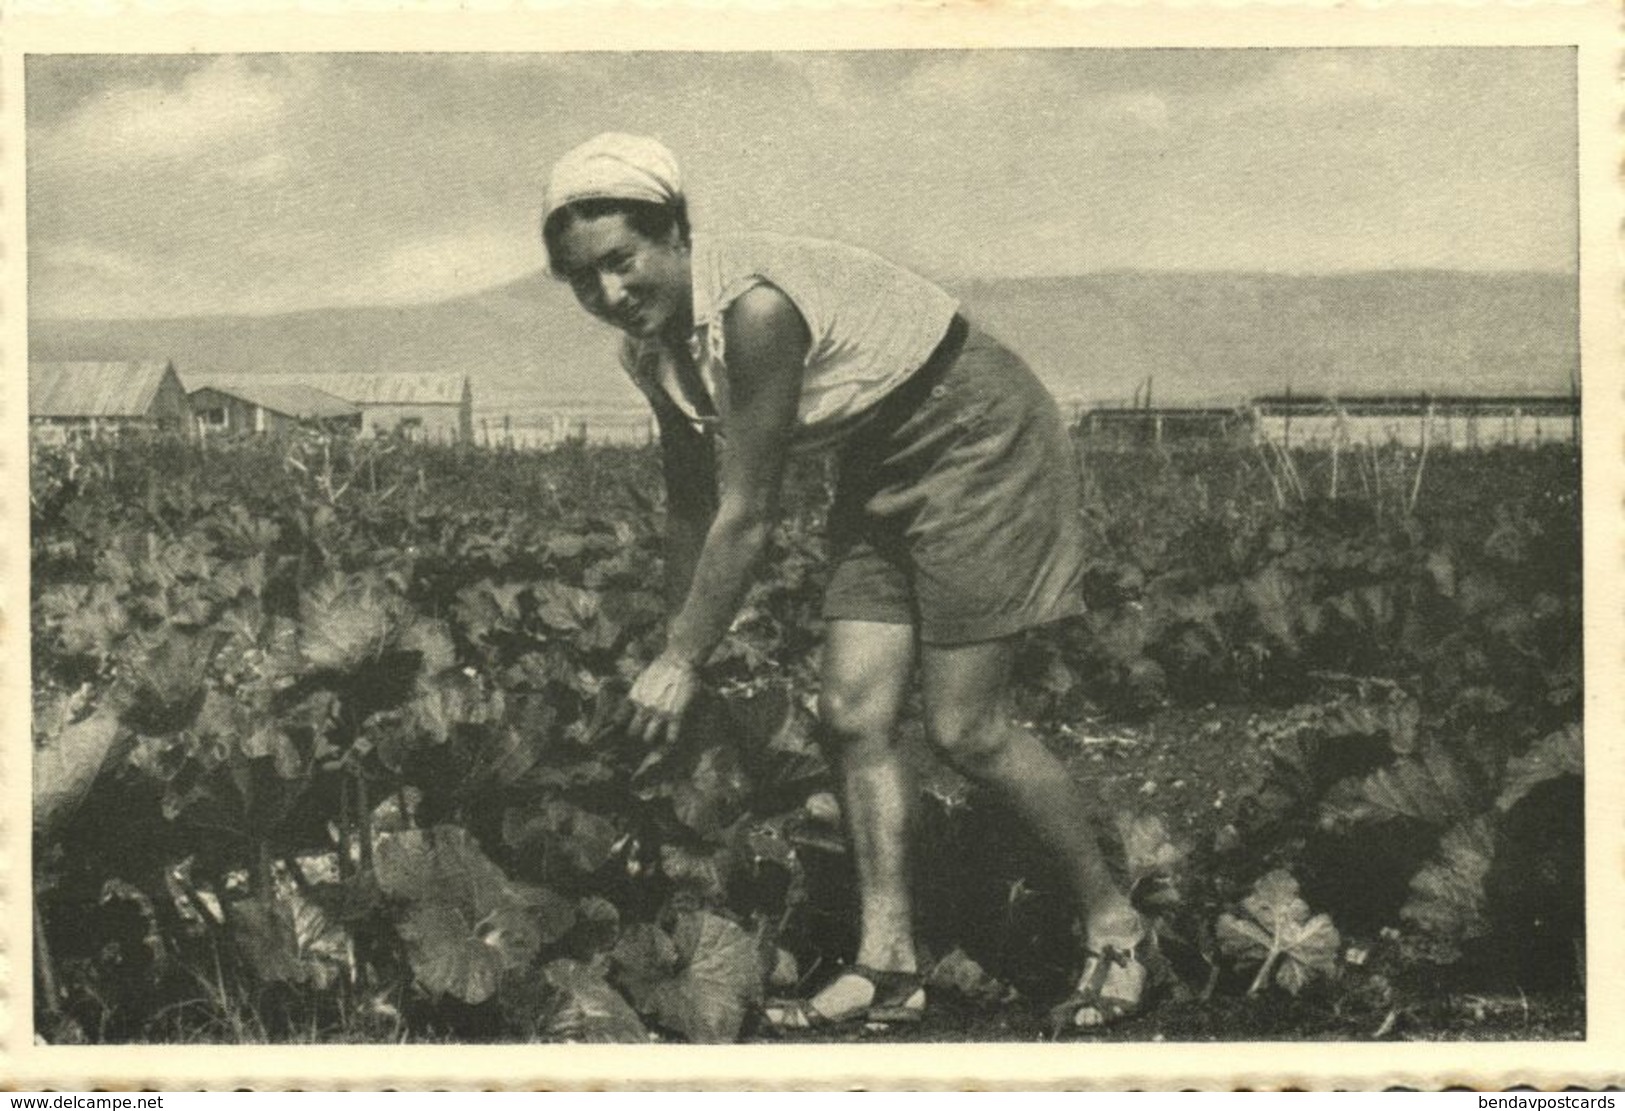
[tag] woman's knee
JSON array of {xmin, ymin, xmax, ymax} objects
[
  {"xmin": 818, "ymin": 621, "xmax": 913, "ymax": 750},
  {"xmin": 923, "ymin": 700, "xmax": 1014, "ymax": 774},
  {"xmin": 817, "ymin": 683, "xmax": 898, "ymax": 749}
]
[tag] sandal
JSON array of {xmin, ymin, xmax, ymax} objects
[
  {"xmin": 762, "ymin": 964, "xmax": 926, "ymax": 1031},
  {"xmin": 1047, "ymin": 942, "xmax": 1148, "ymax": 1036}
]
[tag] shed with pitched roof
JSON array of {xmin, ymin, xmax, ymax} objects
[
  {"xmin": 190, "ymin": 372, "xmax": 473, "ymax": 442},
  {"xmin": 188, "ymin": 380, "xmax": 362, "ymax": 437},
  {"xmin": 29, "ymin": 361, "xmax": 191, "ymax": 441}
]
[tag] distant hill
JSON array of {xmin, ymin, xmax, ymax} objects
[
  {"xmin": 30, "ymin": 271, "xmax": 634, "ymax": 418},
  {"xmin": 30, "ymin": 269, "xmax": 1578, "ymax": 418},
  {"xmin": 960, "ymin": 270, "xmax": 1578, "ymax": 405}
]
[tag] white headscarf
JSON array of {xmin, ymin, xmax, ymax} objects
[{"xmin": 542, "ymin": 132, "xmax": 683, "ymax": 224}]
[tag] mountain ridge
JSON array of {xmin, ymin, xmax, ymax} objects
[{"xmin": 30, "ymin": 268, "xmax": 1579, "ymax": 414}]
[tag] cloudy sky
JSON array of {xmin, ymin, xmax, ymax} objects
[{"xmin": 26, "ymin": 48, "xmax": 1575, "ymax": 320}]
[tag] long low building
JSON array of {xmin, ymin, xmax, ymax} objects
[
  {"xmin": 1073, "ymin": 392, "xmax": 1578, "ymax": 451},
  {"xmin": 185, "ymin": 372, "xmax": 472, "ymax": 442},
  {"xmin": 1077, "ymin": 405, "xmax": 1253, "ymax": 449},
  {"xmin": 1252, "ymin": 393, "xmax": 1578, "ymax": 449},
  {"xmin": 189, "ymin": 381, "xmax": 362, "ymax": 437}
]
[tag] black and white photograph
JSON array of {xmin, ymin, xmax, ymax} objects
[{"xmin": 10, "ymin": 10, "xmax": 1618, "ymax": 1086}]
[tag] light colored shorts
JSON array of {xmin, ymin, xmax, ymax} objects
[{"xmin": 821, "ymin": 314, "xmax": 1089, "ymax": 646}]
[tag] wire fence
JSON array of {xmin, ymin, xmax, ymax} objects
[
  {"xmin": 31, "ymin": 397, "xmax": 1580, "ymax": 455},
  {"xmin": 1070, "ymin": 400, "xmax": 1578, "ymax": 453},
  {"xmin": 475, "ymin": 409, "xmax": 657, "ymax": 450}
]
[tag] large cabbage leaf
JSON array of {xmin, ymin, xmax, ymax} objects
[
  {"xmin": 568, "ymin": 895, "xmax": 621, "ymax": 961},
  {"xmin": 299, "ymin": 575, "xmax": 400, "ymax": 673},
  {"xmin": 397, "ymin": 616, "xmax": 458, "ymax": 677},
  {"xmin": 1496, "ymin": 725, "xmax": 1582, "ymax": 812},
  {"xmin": 1215, "ymin": 869, "xmax": 1340, "ymax": 996},
  {"xmin": 1320, "ymin": 689, "xmax": 1421, "ymax": 755},
  {"xmin": 502, "ymin": 799, "xmax": 620, "ymax": 878},
  {"xmin": 33, "ymin": 699, "xmax": 123, "ymax": 837},
  {"xmin": 451, "ymin": 579, "xmax": 525, "ymax": 648},
  {"xmin": 395, "ymin": 901, "xmax": 538, "ymax": 1004},
  {"xmin": 1243, "ymin": 563, "xmax": 1300, "ymax": 652},
  {"xmin": 610, "ymin": 922, "xmax": 681, "ymax": 1012},
  {"xmin": 658, "ymin": 843, "xmax": 729, "ymax": 907},
  {"xmin": 1319, "ymin": 742, "xmax": 1478, "ymax": 832},
  {"xmin": 1400, "ymin": 814, "xmax": 1496, "ymax": 950},
  {"xmin": 239, "ymin": 722, "xmax": 306, "ymax": 782},
  {"xmin": 41, "ymin": 582, "xmax": 128, "ymax": 663},
  {"xmin": 119, "ymin": 624, "xmax": 220, "ymax": 733},
  {"xmin": 376, "ymin": 824, "xmax": 508, "ymax": 905},
  {"xmin": 373, "ymin": 825, "xmax": 563, "ymax": 1002},
  {"xmin": 668, "ymin": 745, "xmax": 751, "ymax": 839},
  {"xmin": 644, "ymin": 911, "xmax": 763, "ymax": 1043},
  {"xmin": 405, "ymin": 671, "xmax": 504, "ymax": 749},
  {"xmin": 531, "ymin": 581, "xmax": 614, "ymax": 650},
  {"xmin": 629, "ymin": 699, "xmax": 755, "ymax": 840},
  {"xmin": 230, "ymin": 887, "xmax": 352, "ymax": 989},
  {"xmin": 540, "ymin": 958, "xmax": 648, "ymax": 1043}
]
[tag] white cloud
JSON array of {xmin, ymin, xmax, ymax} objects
[
  {"xmin": 29, "ymin": 240, "xmax": 162, "ymax": 317},
  {"xmin": 25, "ymin": 51, "xmax": 1572, "ymax": 320},
  {"xmin": 39, "ymin": 56, "xmax": 305, "ymax": 171}
]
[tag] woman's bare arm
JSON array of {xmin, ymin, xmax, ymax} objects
[
  {"xmin": 625, "ymin": 283, "xmax": 808, "ymax": 744},
  {"xmin": 653, "ymin": 398, "xmax": 718, "ymax": 611},
  {"xmin": 662, "ymin": 283, "xmax": 809, "ymax": 665}
]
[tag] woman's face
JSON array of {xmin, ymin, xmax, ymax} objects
[{"xmin": 552, "ymin": 212, "xmax": 691, "ymax": 340}]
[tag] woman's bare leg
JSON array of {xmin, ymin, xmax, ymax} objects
[
  {"xmin": 774, "ymin": 619, "xmax": 917, "ymax": 1019},
  {"xmin": 920, "ymin": 636, "xmax": 1143, "ymax": 1020}
]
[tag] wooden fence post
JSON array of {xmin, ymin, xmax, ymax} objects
[{"xmin": 1571, "ymin": 374, "xmax": 1580, "ymax": 444}]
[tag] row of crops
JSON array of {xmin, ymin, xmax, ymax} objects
[{"xmin": 29, "ymin": 430, "xmax": 1583, "ymax": 1042}]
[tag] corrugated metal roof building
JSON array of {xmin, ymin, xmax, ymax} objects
[
  {"xmin": 189, "ymin": 381, "xmax": 362, "ymax": 437},
  {"xmin": 29, "ymin": 361, "xmax": 191, "ymax": 441},
  {"xmin": 184, "ymin": 372, "xmax": 471, "ymax": 442}
]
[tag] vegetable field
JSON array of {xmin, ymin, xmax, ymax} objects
[{"xmin": 29, "ymin": 430, "xmax": 1584, "ymax": 1044}]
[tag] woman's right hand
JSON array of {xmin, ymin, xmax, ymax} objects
[{"xmin": 624, "ymin": 651, "xmax": 702, "ymax": 746}]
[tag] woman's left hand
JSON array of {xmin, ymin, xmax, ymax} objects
[{"xmin": 626, "ymin": 652, "xmax": 701, "ymax": 746}]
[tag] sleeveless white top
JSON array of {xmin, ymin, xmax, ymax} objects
[{"xmin": 620, "ymin": 232, "xmax": 959, "ymax": 451}]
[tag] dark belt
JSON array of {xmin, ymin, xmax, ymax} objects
[{"xmin": 869, "ymin": 312, "xmax": 970, "ymax": 426}]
